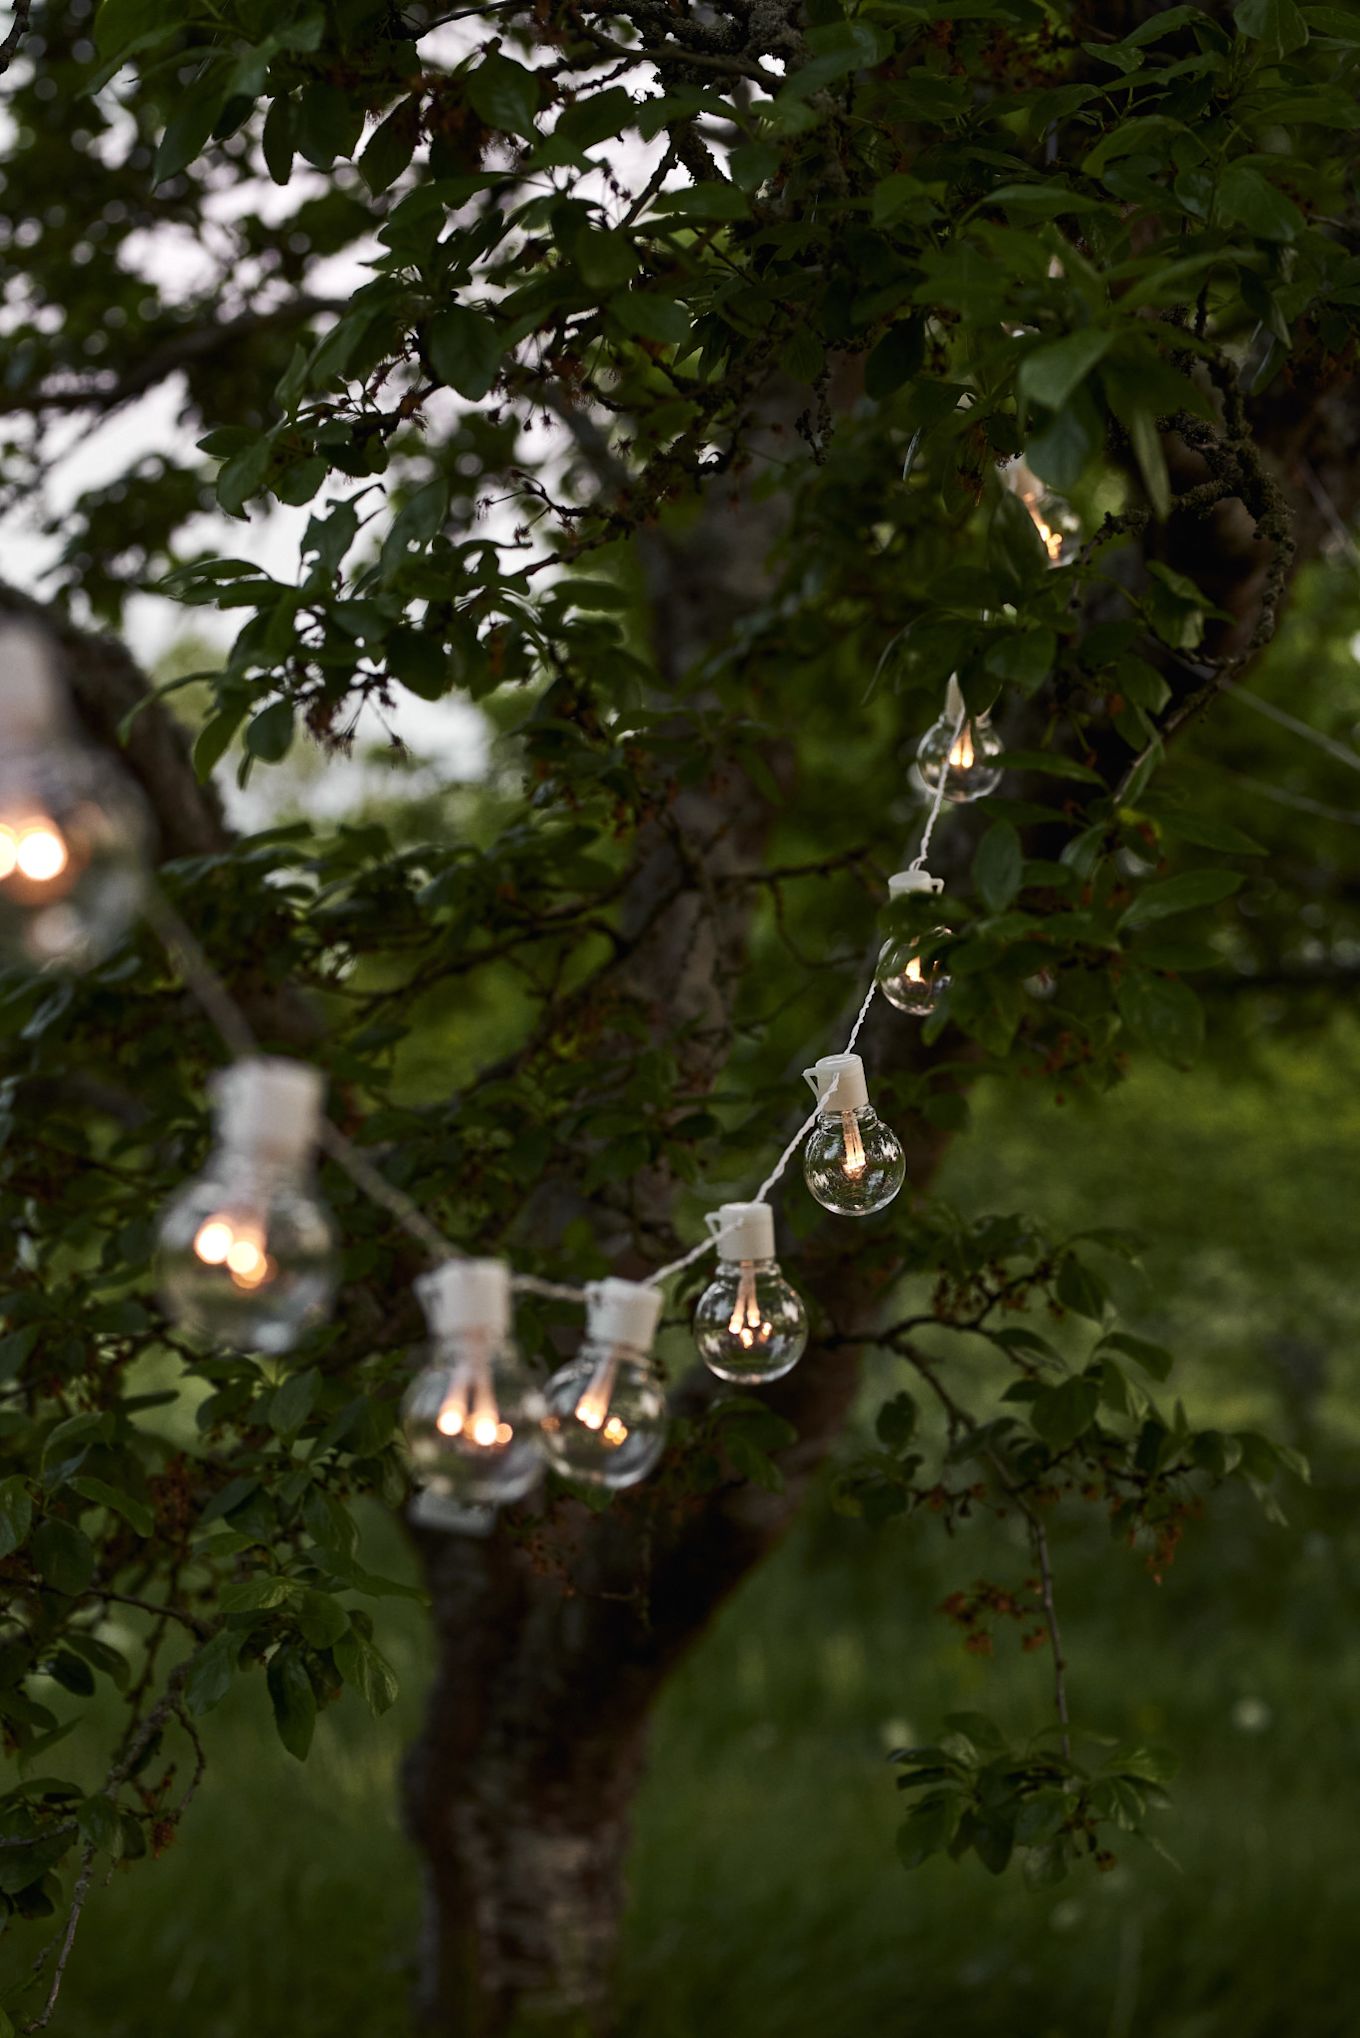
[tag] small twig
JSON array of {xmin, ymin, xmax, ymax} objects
[
  {"xmin": 21, "ymin": 1846, "xmax": 94, "ymax": 2034},
  {"xmin": 0, "ymin": 0, "xmax": 32, "ymax": 78}
]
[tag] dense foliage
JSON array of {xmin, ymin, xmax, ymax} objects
[{"xmin": 1, "ymin": 0, "xmax": 1358, "ymax": 2026}]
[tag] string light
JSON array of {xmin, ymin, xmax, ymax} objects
[
  {"xmin": 915, "ymin": 677, "xmax": 1003, "ymax": 806},
  {"xmin": 540, "ymin": 1279, "xmax": 668, "ymax": 1490},
  {"xmin": 801, "ymin": 1054, "xmax": 905, "ymax": 1217},
  {"xmin": 1, "ymin": 622, "xmax": 1018, "ymax": 1510},
  {"xmin": 876, "ymin": 869, "xmax": 951, "ymax": 1016},
  {"xmin": 0, "ymin": 624, "xmax": 149, "ymax": 970},
  {"xmin": 156, "ymin": 1058, "xmax": 338, "ymax": 1355},
  {"xmin": 401, "ymin": 1259, "xmax": 545, "ymax": 1505},
  {"xmin": 692, "ymin": 1203, "xmax": 808, "ymax": 1384}
]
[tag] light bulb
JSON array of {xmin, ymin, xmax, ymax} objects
[
  {"xmin": 915, "ymin": 678, "xmax": 1003, "ymax": 806},
  {"xmin": 1003, "ymin": 456, "xmax": 1079, "ymax": 566},
  {"xmin": 693, "ymin": 1202, "xmax": 808, "ymax": 1384},
  {"xmin": 401, "ymin": 1259, "xmax": 544, "ymax": 1506},
  {"xmin": 157, "ymin": 1058, "xmax": 338, "ymax": 1355},
  {"xmin": 541, "ymin": 1278, "xmax": 668, "ymax": 1490},
  {"xmin": 0, "ymin": 626, "xmax": 150, "ymax": 971},
  {"xmin": 876, "ymin": 869, "xmax": 951, "ymax": 1017},
  {"xmin": 801, "ymin": 1053, "xmax": 905, "ymax": 1217}
]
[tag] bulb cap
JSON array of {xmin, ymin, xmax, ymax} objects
[
  {"xmin": 212, "ymin": 1056, "xmax": 325, "ymax": 1161},
  {"xmin": 803, "ymin": 1052, "xmax": 869, "ymax": 1113},
  {"xmin": 887, "ymin": 869, "xmax": 944, "ymax": 899},
  {"xmin": 585, "ymin": 1276, "xmax": 663, "ymax": 1355},
  {"xmin": 417, "ymin": 1257, "xmax": 511, "ymax": 1341},
  {"xmin": 705, "ymin": 1201, "xmax": 775, "ymax": 1262},
  {"xmin": 0, "ymin": 627, "xmax": 70, "ymax": 747}
]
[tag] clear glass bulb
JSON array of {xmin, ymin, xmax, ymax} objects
[
  {"xmin": 876, "ymin": 926, "xmax": 952, "ymax": 1015},
  {"xmin": 402, "ymin": 1329, "xmax": 545, "ymax": 1505},
  {"xmin": 803, "ymin": 1103, "xmax": 905, "ymax": 1217},
  {"xmin": 1004, "ymin": 457, "xmax": 1080, "ymax": 565},
  {"xmin": 157, "ymin": 1151, "xmax": 338, "ymax": 1355},
  {"xmin": 693, "ymin": 1257, "xmax": 808, "ymax": 1383},
  {"xmin": 0, "ymin": 745, "xmax": 148, "ymax": 971},
  {"xmin": 540, "ymin": 1339, "xmax": 668, "ymax": 1489},
  {"xmin": 915, "ymin": 710, "xmax": 1004, "ymax": 805}
]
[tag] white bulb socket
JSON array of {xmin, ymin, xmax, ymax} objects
[
  {"xmin": 417, "ymin": 1257, "xmax": 512, "ymax": 1342},
  {"xmin": 212, "ymin": 1056, "xmax": 326, "ymax": 1162},
  {"xmin": 585, "ymin": 1276, "xmax": 663, "ymax": 1355},
  {"xmin": 887, "ymin": 869, "xmax": 944, "ymax": 899},
  {"xmin": 706, "ymin": 1201, "xmax": 775, "ymax": 1262},
  {"xmin": 803, "ymin": 1052, "xmax": 870, "ymax": 1114},
  {"xmin": 0, "ymin": 626, "xmax": 70, "ymax": 748}
]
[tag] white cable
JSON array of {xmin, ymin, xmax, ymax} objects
[{"xmin": 911, "ymin": 694, "xmax": 966, "ymax": 872}]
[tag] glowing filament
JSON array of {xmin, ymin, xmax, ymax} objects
[
  {"xmin": 841, "ymin": 1111, "xmax": 867, "ymax": 1179},
  {"xmin": 0, "ymin": 820, "xmax": 69, "ymax": 885},
  {"xmin": 948, "ymin": 725, "xmax": 975, "ymax": 771},
  {"xmin": 193, "ymin": 1219, "xmax": 234, "ymax": 1267},
  {"xmin": 728, "ymin": 1262, "xmax": 772, "ymax": 1349},
  {"xmin": 575, "ymin": 1347, "xmax": 620, "ymax": 1432},
  {"xmin": 602, "ymin": 1415, "xmax": 629, "ymax": 1447},
  {"xmin": 192, "ymin": 1216, "xmax": 272, "ymax": 1291},
  {"xmin": 904, "ymin": 953, "xmax": 923, "ymax": 984},
  {"xmin": 1018, "ymin": 484, "xmax": 1065, "ymax": 563}
]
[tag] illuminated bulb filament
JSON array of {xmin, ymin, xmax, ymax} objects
[
  {"xmin": 193, "ymin": 1219, "xmax": 233, "ymax": 1267},
  {"xmin": 948, "ymin": 726, "xmax": 975, "ymax": 771},
  {"xmin": 728, "ymin": 1262, "xmax": 772, "ymax": 1350},
  {"xmin": 602, "ymin": 1415, "xmax": 629, "ymax": 1448},
  {"xmin": 841, "ymin": 1111, "xmax": 867, "ymax": 1179},
  {"xmin": 1019, "ymin": 485, "xmax": 1065, "ymax": 563},
  {"xmin": 574, "ymin": 1347, "xmax": 620, "ymax": 1432},
  {"xmin": 0, "ymin": 819, "xmax": 70, "ymax": 885},
  {"xmin": 191, "ymin": 1216, "xmax": 272, "ymax": 1291}
]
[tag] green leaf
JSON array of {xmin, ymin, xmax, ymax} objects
[
  {"xmin": 184, "ymin": 1631, "xmax": 237, "ymax": 1717},
  {"xmin": 1235, "ymin": 0, "xmax": 1309, "ymax": 51},
  {"xmin": 1032, "ymin": 1374, "xmax": 1101, "ymax": 1449},
  {"xmin": 897, "ymin": 1794, "xmax": 961, "ymax": 1868},
  {"xmin": 76, "ymin": 1794, "xmax": 123, "ymax": 1856},
  {"xmin": 1217, "ymin": 162, "xmax": 1305, "ymax": 242},
  {"xmin": 193, "ymin": 699, "xmax": 249, "ymax": 780},
  {"xmin": 865, "ymin": 319, "xmax": 924, "ymax": 400},
  {"xmin": 262, "ymin": 94, "xmax": 295, "ymax": 185},
  {"xmin": 69, "ymin": 1478, "xmax": 154, "ymax": 1538},
  {"xmin": 1056, "ymin": 1255, "xmax": 1108, "ymax": 1322},
  {"xmin": 1120, "ymin": 869, "xmax": 1244, "ymax": 929},
  {"xmin": 296, "ymin": 1589, "xmax": 350, "ymax": 1651},
  {"xmin": 270, "ymin": 1367, "xmax": 320, "ymax": 1438},
  {"xmin": 612, "ymin": 293, "xmax": 691, "ymax": 346},
  {"xmin": 1116, "ymin": 970, "xmax": 1205, "ymax": 1067},
  {"xmin": 267, "ymin": 1644, "xmax": 317, "ymax": 1760},
  {"xmin": 974, "ymin": 822, "xmax": 1022, "ymax": 913},
  {"xmin": 1026, "ymin": 385, "xmax": 1104, "ymax": 491},
  {"xmin": 154, "ymin": 74, "xmax": 223, "ymax": 185},
  {"xmin": 1101, "ymin": 1331, "xmax": 1175, "ymax": 1382},
  {"xmin": 1019, "ymin": 330, "xmax": 1113, "ymax": 412},
  {"xmin": 334, "ymin": 1619, "xmax": 399, "ymax": 1716},
  {"xmin": 466, "ymin": 53, "xmax": 539, "ymax": 139},
  {"xmin": 360, "ymin": 94, "xmax": 420, "ymax": 195},
  {"xmin": 216, "ymin": 437, "xmax": 272, "ymax": 519},
  {"xmin": 295, "ymin": 82, "xmax": 365, "ymax": 169},
  {"xmin": 32, "ymin": 1518, "xmax": 96, "ymax": 1596},
  {"xmin": 0, "ymin": 1477, "xmax": 32, "ymax": 1560},
  {"xmin": 984, "ymin": 628, "xmax": 1056, "ymax": 693},
  {"xmin": 875, "ymin": 1392, "xmax": 918, "ymax": 1451},
  {"xmin": 244, "ymin": 699, "xmax": 296, "ymax": 765},
  {"xmin": 427, "ymin": 307, "xmax": 503, "ymax": 402}
]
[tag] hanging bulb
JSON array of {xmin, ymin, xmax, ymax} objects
[
  {"xmin": 915, "ymin": 678, "xmax": 1003, "ymax": 807},
  {"xmin": 401, "ymin": 1259, "xmax": 544, "ymax": 1506},
  {"xmin": 541, "ymin": 1278, "xmax": 668, "ymax": 1490},
  {"xmin": 1003, "ymin": 456, "xmax": 1079, "ymax": 566},
  {"xmin": 801, "ymin": 1053, "xmax": 905, "ymax": 1217},
  {"xmin": 157, "ymin": 1058, "xmax": 338, "ymax": 1355},
  {"xmin": 693, "ymin": 1202, "xmax": 808, "ymax": 1385},
  {"xmin": 876, "ymin": 869, "xmax": 952, "ymax": 1017},
  {"xmin": 0, "ymin": 625, "xmax": 150, "ymax": 971}
]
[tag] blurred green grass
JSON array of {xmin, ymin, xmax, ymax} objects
[{"xmin": 15, "ymin": 1036, "xmax": 1360, "ymax": 2037}]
